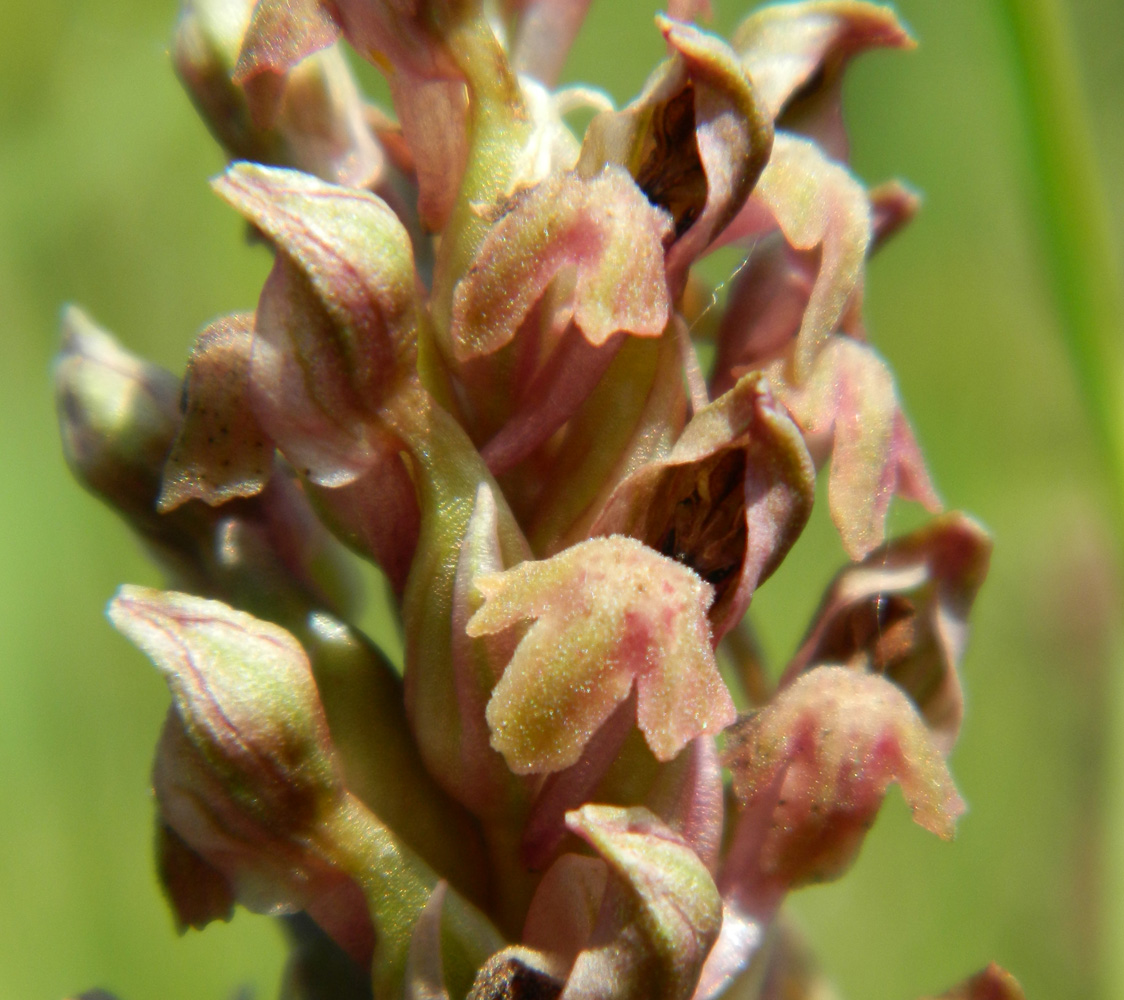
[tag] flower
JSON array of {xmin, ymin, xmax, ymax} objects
[{"xmin": 57, "ymin": 1, "xmax": 1025, "ymax": 998}]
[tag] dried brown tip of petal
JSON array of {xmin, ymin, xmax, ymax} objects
[
  {"xmin": 158, "ymin": 313, "xmax": 273, "ymax": 512},
  {"xmin": 156, "ymin": 818, "xmax": 235, "ymax": 932},
  {"xmin": 467, "ymin": 948, "xmax": 565, "ymax": 1000},
  {"xmin": 925, "ymin": 962, "xmax": 1027, "ymax": 1000}
]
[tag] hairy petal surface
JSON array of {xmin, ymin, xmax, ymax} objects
[
  {"xmin": 451, "ymin": 166, "xmax": 673, "ymax": 361},
  {"xmin": 723, "ymin": 666, "xmax": 965, "ymax": 894},
  {"xmin": 768, "ymin": 334, "xmax": 940, "ymax": 558},
  {"xmin": 468, "ymin": 536, "xmax": 733, "ymax": 774}
]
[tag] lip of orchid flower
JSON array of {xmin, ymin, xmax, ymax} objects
[{"xmin": 57, "ymin": 1, "xmax": 1030, "ymax": 998}]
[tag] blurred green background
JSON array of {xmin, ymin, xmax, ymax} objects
[{"xmin": 1, "ymin": 0, "xmax": 1121, "ymax": 997}]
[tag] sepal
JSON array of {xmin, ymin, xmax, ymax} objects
[
  {"xmin": 158, "ymin": 312, "xmax": 273, "ymax": 511},
  {"xmin": 780, "ymin": 512, "xmax": 992, "ymax": 752},
  {"xmin": 563, "ymin": 805, "xmax": 722, "ymax": 1000},
  {"xmin": 589, "ymin": 372, "xmax": 815, "ymax": 640}
]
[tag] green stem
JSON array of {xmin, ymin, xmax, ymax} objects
[{"xmin": 997, "ymin": 3, "xmax": 1124, "ymax": 997}]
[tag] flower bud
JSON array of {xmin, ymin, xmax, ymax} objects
[
  {"xmin": 175, "ymin": 0, "xmax": 383, "ymax": 186},
  {"xmin": 55, "ymin": 306, "xmax": 181, "ymax": 524}
]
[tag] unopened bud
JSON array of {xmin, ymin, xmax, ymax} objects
[{"xmin": 55, "ymin": 306, "xmax": 180, "ymax": 521}]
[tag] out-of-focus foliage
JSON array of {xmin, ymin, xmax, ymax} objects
[{"xmin": 0, "ymin": 1, "xmax": 1120, "ymax": 999}]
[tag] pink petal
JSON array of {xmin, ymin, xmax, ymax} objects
[
  {"xmin": 658, "ymin": 17, "xmax": 774, "ymax": 286},
  {"xmin": 723, "ymin": 666, "xmax": 966, "ymax": 894},
  {"xmin": 389, "ymin": 71, "xmax": 469, "ymax": 231},
  {"xmin": 234, "ymin": 0, "xmax": 341, "ymax": 126},
  {"xmin": 733, "ymin": 0, "xmax": 914, "ymax": 120},
  {"xmin": 564, "ymin": 805, "xmax": 722, "ymax": 1000},
  {"xmin": 450, "ymin": 166, "xmax": 672, "ymax": 361},
  {"xmin": 511, "ymin": 0, "xmax": 596, "ymax": 88},
  {"xmin": 768, "ymin": 334, "xmax": 940, "ymax": 558},
  {"xmin": 304, "ymin": 436, "xmax": 420, "ymax": 595},
  {"xmin": 468, "ymin": 536, "xmax": 733, "ymax": 774},
  {"xmin": 522, "ymin": 853, "xmax": 608, "ymax": 967},
  {"xmin": 732, "ymin": 133, "xmax": 871, "ymax": 378}
]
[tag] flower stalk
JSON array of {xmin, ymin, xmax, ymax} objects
[{"xmin": 58, "ymin": 1, "xmax": 1028, "ymax": 998}]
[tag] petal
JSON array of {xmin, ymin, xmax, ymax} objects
[
  {"xmin": 781, "ymin": 512, "xmax": 991, "ymax": 753},
  {"xmin": 511, "ymin": 0, "xmax": 596, "ymax": 88},
  {"xmin": 158, "ymin": 312, "xmax": 274, "ymax": 511},
  {"xmin": 723, "ymin": 666, "xmax": 965, "ymax": 892},
  {"xmin": 523, "ymin": 853, "xmax": 609, "ymax": 968},
  {"xmin": 644, "ymin": 736, "xmax": 724, "ymax": 873},
  {"xmin": 733, "ymin": 0, "xmax": 913, "ymax": 120},
  {"xmin": 213, "ymin": 163, "xmax": 419, "ymax": 484},
  {"xmin": 155, "ymin": 819, "xmax": 234, "ymax": 932},
  {"xmin": 768, "ymin": 334, "xmax": 941, "ymax": 558},
  {"xmin": 389, "ymin": 71, "xmax": 469, "ymax": 231},
  {"xmin": 450, "ymin": 166, "xmax": 673, "ymax": 361},
  {"xmin": 468, "ymin": 537, "xmax": 733, "ymax": 774},
  {"xmin": 248, "ymin": 257, "xmax": 384, "ymax": 485},
  {"xmin": 213, "ymin": 163, "xmax": 418, "ymax": 390},
  {"xmin": 730, "ymin": 133, "xmax": 871, "ymax": 378},
  {"xmin": 657, "ymin": 18, "xmax": 774, "ymax": 283},
  {"xmin": 234, "ymin": 0, "xmax": 341, "ymax": 119},
  {"xmin": 869, "ymin": 178, "xmax": 922, "ymax": 252},
  {"xmin": 591, "ymin": 373, "xmax": 815, "ymax": 640},
  {"xmin": 305, "ymin": 437, "xmax": 421, "ymax": 595},
  {"xmin": 528, "ymin": 332, "xmax": 687, "ymax": 554},
  {"xmin": 578, "ymin": 19, "xmax": 772, "ymax": 285}
]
